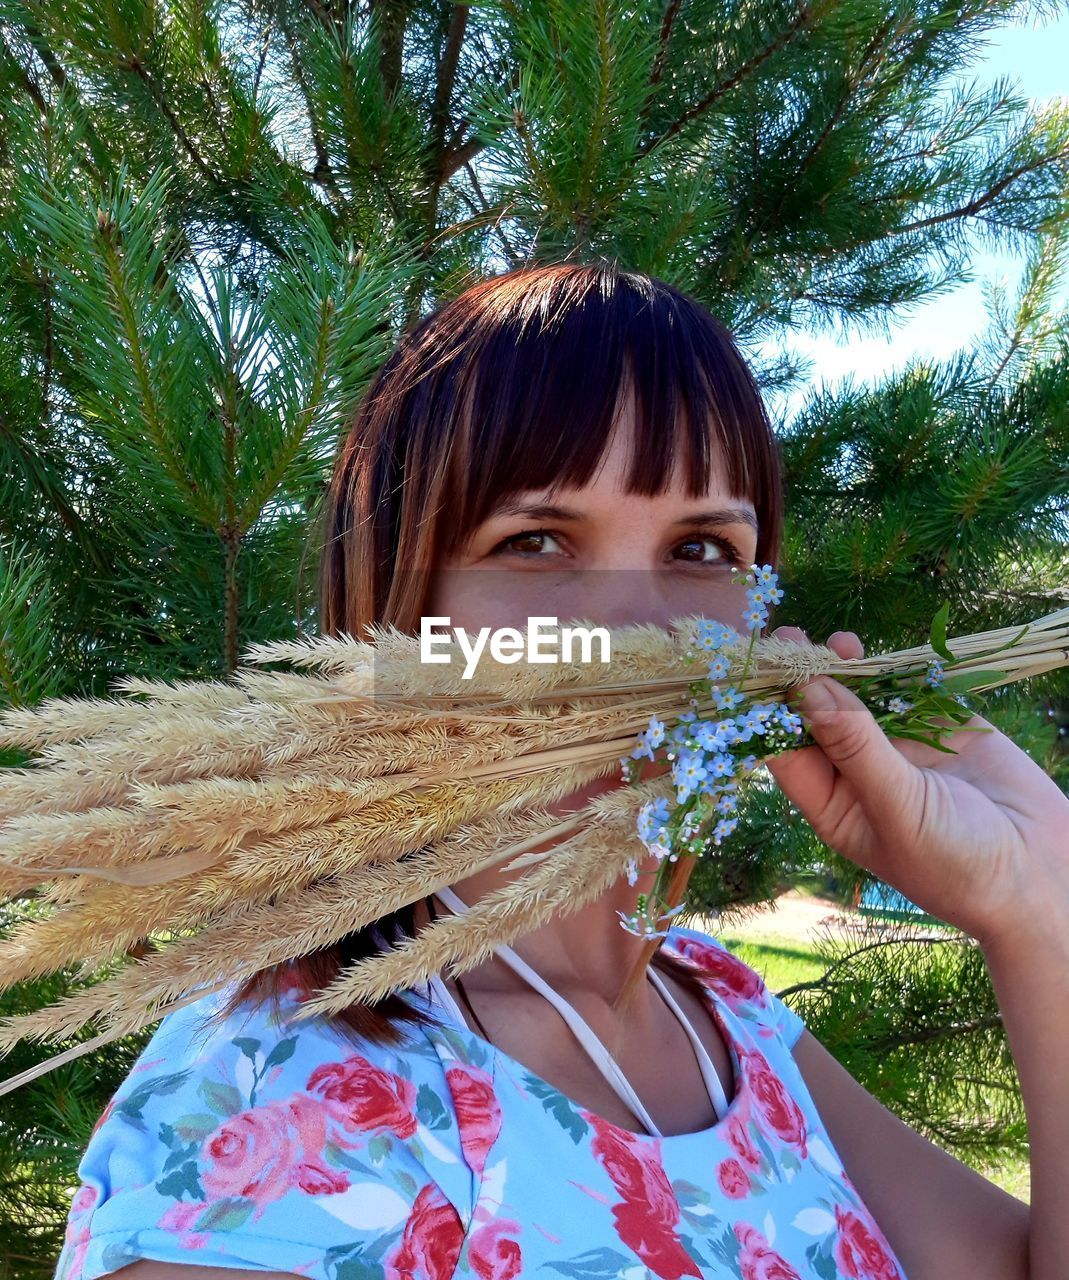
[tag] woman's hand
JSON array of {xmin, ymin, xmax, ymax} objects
[{"xmin": 762, "ymin": 626, "xmax": 1069, "ymax": 948}]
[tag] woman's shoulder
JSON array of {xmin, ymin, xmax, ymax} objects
[
  {"xmin": 55, "ymin": 976, "xmax": 478, "ymax": 1280},
  {"xmin": 665, "ymin": 919, "xmax": 807, "ymax": 1050}
]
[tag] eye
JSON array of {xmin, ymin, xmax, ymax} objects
[
  {"xmin": 673, "ymin": 534, "xmax": 744, "ymax": 566},
  {"xmin": 491, "ymin": 529, "xmax": 566, "ymax": 557}
]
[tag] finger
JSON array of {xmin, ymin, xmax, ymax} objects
[
  {"xmin": 783, "ymin": 675, "xmax": 922, "ymax": 837},
  {"xmin": 772, "ymin": 626, "xmax": 864, "ymax": 662},
  {"xmin": 827, "ymin": 630, "xmax": 864, "ymax": 660},
  {"xmin": 772, "ymin": 625, "xmax": 808, "ymax": 643},
  {"xmin": 762, "ymin": 739, "xmax": 838, "ymax": 808}
]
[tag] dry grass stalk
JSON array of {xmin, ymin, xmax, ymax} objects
[{"xmin": 0, "ymin": 606, "xmax": 1065, "ymax": 1097}]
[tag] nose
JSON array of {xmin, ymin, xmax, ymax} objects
[{"xmin": 551, "ymin": 568, "xmax": 751, "ymax": 635}]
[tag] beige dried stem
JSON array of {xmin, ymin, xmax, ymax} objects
[{"xmin": 0, "ymin": 606, "xmax": 1065, "ymax": 1098}]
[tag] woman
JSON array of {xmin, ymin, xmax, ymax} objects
[{"xmin": 54, "ymin": 263, "xmax": 1063, "ymax": 1280}]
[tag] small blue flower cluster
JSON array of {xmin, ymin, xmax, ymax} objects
[
  {"xmin": 741, "ymin": 562, "xmax": 784, "ymax": 633},
  {"xmin": 617, "ymin": 565, "xmax": 803, "ymax": 939},
  {"xmin": 881, "ymin": 657, "xmax": 968, "ymax": 715}
]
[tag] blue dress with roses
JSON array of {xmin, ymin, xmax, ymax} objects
[{"xmin": 53, "ymin": 923, "xmax": 909, "ymax": 1280}]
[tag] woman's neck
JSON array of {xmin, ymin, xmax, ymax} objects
[{"xmin": 411, "ymin": 863, "xmax": 667, "ymax": 1016}]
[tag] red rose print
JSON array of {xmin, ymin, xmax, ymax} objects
[
  {"xmin": 157, "ymin": 1200, "xmax": 211, "ymax": 1250},
  {"xmin": 587, "ymin": 1115, "xmax": 691, "ymax": 1214},
  {"xmin": 585, "ymin": 1114, "xmax": 701, "ymax": 1280},
  {"xmin": 670, "ymin": 938, "xmax": 766, "ymax": 1010},
  {"xmin": 201, "ymin": 1091, "xmax": 346, "ymax": 1207},
  {"xmin": 70, "ymin": 1184, "xmax": 99, "ymax": 1217},
  {"xmin": 834, "ymin": 1205, "xmax": 902, "ymax": 1280},
  {"xmin": 468, "ymin": 1217, "xmax": 523, "ymax": 1280},
  {"xmin": 610, "ymin": 1196, "xmax": 703, "ymax": 1280},
  {"xmin": 306, "ymin": 1055, "xmax": 418, "ymax": 1138},
  {"xmin": 446, "ymin": 1063, "xmax": 502, "ymax": 1176},
  {"xmin": 385, "ymin": 1181, "xmax": 466, "ymax": 1280},
  {"xmin": 201, "ymin": 1102, "xmax": 301, "ymax": 1203},
  {"xmin": 294, "ymin": 1160, "xmax": 349, "ymax": 1195},
  {"xmin": 733, "ymin": 1222, "xmax": 801, "ymax": 1280},
  {"xmin": 716, "ymin": 1158, "xmax": 751, "ymax": 1199},
  {"xmin": 158, "ymin": 1200, "xmax": 207, "ymax": 1232},
  {"xmin": 63, "ymin": 1223, "xmax": 93, "ymax": 1278},
  {"xmin": 740, "ymin": 1048, "xmax": 808, "ymax": 1157},
  {"xmin": 725, "ymin": 1095, "xmax": 763, "ymax": 1170}
]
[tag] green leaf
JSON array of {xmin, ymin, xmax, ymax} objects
[
  {"xmin": 889, "ymin": 729, "xmax": 962, "ymax": 753},
  {"xmin": 334, "ymin": 1259, "xmax": 391, "ymax": 1280},
  {"xmin": 232, "ymin": 1037, "xmax": 261, "ymax": 1062},
  {"xmin": 155, "ymin": 1161, "xmax": 204, "ymax": 1201},
  {"xmin": 806, "ymin": 1242, "xmax": 835, "ymax": 1280},
  {"xmin": 194, "ymin": 1197, "xmax": 256, "ymax": 1233},
  {"xmin": 367, "ymin": 1133, "xmax": 391, "ymax": 1163},
  {"xmin": 115, "ymin": 1071, "xmax": 191, "ymax": 1125},
  {"xmin": 172, "ymin": 1112, "xmax": 221, "ymax": 1142},
  {"xmin": 264, "ymin": 1036, "xmax": 298, "ymax": 1069},
  {"xmin": 541, "ymin": 1247, "xmax": 635, "ymax": 1277},
  {"xmin": 939, "ymin": 670, "xmax": 1008, "ymax": 694},
  {"xmin": 415, "ymin": 1081, "xmax": 449, "ymax": 1130},
  {"xmin": 671, "ymin": 1177, "xmax": 711, "ymax": 1207},
  {"xmin": 929, "ymin": 602, "xmax": 956, "ymax": 662},
  {"xmin": 974, "ymin": 625, "xmax": 1032, "ymax": 660},
  {"xmin": 198, "ymin": 1079, "xmax": 244, "ymax": 1117}
]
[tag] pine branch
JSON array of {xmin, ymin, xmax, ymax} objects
[
  {"xmin": 774, "ymin": 933, "xmax": 952, "ymax": 999},
  {"xmin": 873, "ymin": 1010, "xmax": 1004, "ymax": 1051},
  {"xmin": 12, "ymin": 13, "xmax": 108, "ymax": 182},
  {"xmin": 124, "ymin": 56, "xmax": 222, "ymax": 188},
  {"xmin": 0, "ymin": 29, "xmax": 46, "ymax": 116},
  {"xmin": 636, "ymin": 0, "xmax": 818, "ymax": 159},
  {"xmin": 370, "ymin": 0, "xmax": 408, "ymax": 102},
  {"xmin": 893, "ymin": 149, "xmax": 1069, "ymax": 237},
  {"xmin": 647, "ymin": 0, "xmax": 684, "ymax": 95},
  {"xmin": 985, "ymin": 225, "xmax": 1069, "ymax": 388},
  {"xmin": 430, "ymin": 0, "xmax": 469, "ymax": 164},
  {"xmin": 0, "ymin": 410, "xmax": 105, "ymax": 575},
  {"xmin": 279, "ymin": 11, "xmax": 342, "ymax": 202}
]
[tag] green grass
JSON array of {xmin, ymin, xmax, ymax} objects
[
  {"xmin": 972, "ymin": 1150, "xmax": 1031, "ymax": 1202},
  {"xmin": 716, "ymin": 932, "xmax": 1031, "ymax": 1203},
  {"xmin": 718, "ymin": 932, "xmax": 829, "ymax": 991}
]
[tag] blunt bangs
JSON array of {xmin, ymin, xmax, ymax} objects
[
  {"xmin": 438, "ymin": 264, "xmax": 780, "ymax": 562},
  {"xmin": 319, "ymin": 261, "xmax": 782, "ymax": 639}
]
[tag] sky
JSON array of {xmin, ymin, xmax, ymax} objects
[{"xmin": 763, "ymin": 7, "xmax": 1069, "ymax": 417}]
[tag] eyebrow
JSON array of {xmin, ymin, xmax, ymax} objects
[
  {"xmin": 672, "ymin": 508, "xmax": 759, "ymax": 533},
  {"xmin": 487, "ymin": 501, "xmax": 758, "ymax": 533},
  {"xmin": 488, "ymin": 502, "xmax": 586, "ymax": 522}
]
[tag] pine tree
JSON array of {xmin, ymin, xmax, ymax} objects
[{"xmin": 0, "ymin": 1, "xmax": 1066, "ymax": 1270}]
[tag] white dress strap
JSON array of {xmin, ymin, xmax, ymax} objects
[
  {"xmin": 426, "ymin": 886, "xmax": 727, "ymax": 1135},
  {"xmin": 646, "ymin": 964, "xmax": 732, "ymax": 1118}
]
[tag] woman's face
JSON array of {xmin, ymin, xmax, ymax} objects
[{"xmin": 427, "ymin": 402, "xmax": 761, "ymax": 638}]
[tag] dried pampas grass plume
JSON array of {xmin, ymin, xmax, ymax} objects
[{"xmin": 0, "ymin": 605, "xmax": 1066, "ymax": 1098}]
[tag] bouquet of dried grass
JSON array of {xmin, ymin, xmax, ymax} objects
[{"xmin": 0, "ymin": 571, "xmax": 1066, "ymax": 1098}]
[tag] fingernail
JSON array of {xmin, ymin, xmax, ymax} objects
[{"xmin": 798, "ymin": 680, "xmax": 838, "ymax": 724}]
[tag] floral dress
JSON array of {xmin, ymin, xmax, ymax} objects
[{"xmin": 54, "ymin": 923, "xmax": 908, "ymax": 1280}]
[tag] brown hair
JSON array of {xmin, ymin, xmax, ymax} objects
[{"xmin": 224, "ymin": 260, "xmax": 784, "ymax": 1048}]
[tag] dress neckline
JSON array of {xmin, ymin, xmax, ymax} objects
[{"xmin": 423, "ymin": 929, "xmax": 748, "ymax": 1143}]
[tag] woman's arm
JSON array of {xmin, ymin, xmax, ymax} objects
[
  {"xmin": 792, "ymin": 1027, "xmax": 1029, "ymax": 1280},
  {"xmin": 979, "ymin": 897, "xmax": 1069, "ymax": 1280},
  {"xmin": 763, "ymin": 624, "xmax": 1069, "ymax": 1280}
]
